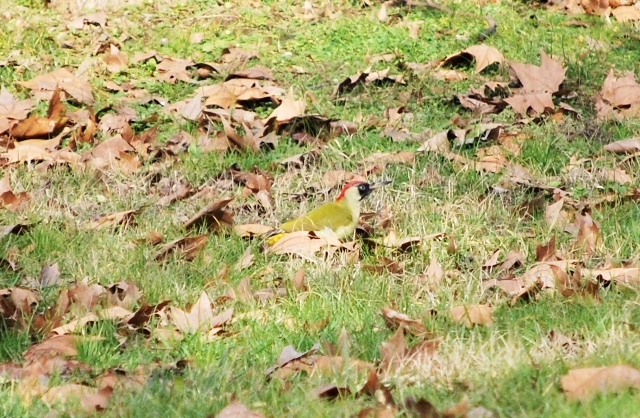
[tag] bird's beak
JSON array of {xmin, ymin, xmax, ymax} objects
[{"xmin": 370, "ymin": 180, "xmax": 391, "ymax": 189}]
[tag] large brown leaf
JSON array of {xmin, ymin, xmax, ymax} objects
[
  {"xmin": 510, "ymin": 51, "xmax": 566, "ymax": 94},
  {"xmin": 15, "ymin": 68, "xmax": 94, "ymax": 105}
]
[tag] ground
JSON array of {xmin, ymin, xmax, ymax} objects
[{"xmin": 1, "ymin": 0, "xmax": 640, "ymax": 416}]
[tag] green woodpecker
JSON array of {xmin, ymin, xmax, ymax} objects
[{"xmin": 266, "ymin": 180, "xmax": 390, "ymax": 245}]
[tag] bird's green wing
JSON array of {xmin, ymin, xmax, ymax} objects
[{"xmin": 279, "ymin": 202, "xmax": 354, "ymax": 233}]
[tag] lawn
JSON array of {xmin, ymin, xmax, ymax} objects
[{"xmin": 1, "ymin": 0, "xmax": 640, "ymax": 416}]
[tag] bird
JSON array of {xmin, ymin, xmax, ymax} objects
[{"xmin": 266, "ymin": 180, "xmax": 391, "ymax": 245}]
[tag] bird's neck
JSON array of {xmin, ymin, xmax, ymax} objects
[{"xmin": 336, "ymin": 195, "xmax": 361, "ymax": 222}]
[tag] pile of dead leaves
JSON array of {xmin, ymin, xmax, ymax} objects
[{"xmin": 0, "ymin": 280, "xmax": 233, "ymax": 413}]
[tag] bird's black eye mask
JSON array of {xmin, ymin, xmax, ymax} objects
[{"xmin": 358, "ymin": 183, "xmax": 372, "ymax": 200}]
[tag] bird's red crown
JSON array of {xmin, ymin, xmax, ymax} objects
[{"xmin": 336, "ymin": 181, "xmax": 365, "ymax": 201}]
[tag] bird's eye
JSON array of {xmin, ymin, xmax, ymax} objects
[{"xmin": 359, "ymin": 184, "xmax": 367, "ymax": 191}]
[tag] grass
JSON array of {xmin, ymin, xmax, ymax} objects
[{"xmin": 1, "ymin": 0, "xmax": 640, "ymax": 416}]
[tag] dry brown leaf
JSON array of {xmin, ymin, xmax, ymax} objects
[
  {"xmin": 0, "ymin": 86, "xmax": 35, "ymax": 134},
  {"xmin": 380, "ymin": 327, "xmax": 406, "ymax": 373},
  {"xmin": 292, "ymin": 268, "xmax": 306, "ymax": 291},
  {"xmin": 170, "ymin": 291, "xmax": 233, "ymax": 335},
  {"xmin": 82, "ymin": 135, "xmax": 140, "ymax": 173},
  {"xmin": 545, "ymin": 198, "xmax": 570, "ymax": 231},
  {"xmin": 86, "ymin": 209, "xmax": 139, "ymax": 230},
  {"xmin": 594, "ymin": 70, "xmax": 640, "ymax": 120},
  {"xmin": 510, "ymin": 51, "xmax": 566, "ymax": 94},
  {"xmin": 153, "ymin": 235, "xmax": 209, "ymax": 262},
  {"xmin": 573, "ymin": 211, "xmax": 600, "ymax": 255},
  {"xmin": 450, "ymin": 305, "xmax": 493, "ymax": 327},
  {"xmin": 219, "ymin": 116, "xmax": 259, "ymax": 152},
  {"xmin": 561, "ymin": 365, "xmax": 640, "ymax": 400},
  {"xmin": 442, "ymin": 45, "xmax": 504, "ymax": 73},
  {"xmin": 600, "ymin": 168, "xmax": 632, "ymax": 185},
  {"xmin": 482, "ymin": 249, "xmax": 501, "ymax": 270},
  {"xmin": 37, "ymin": 263, "xmax": 62, "ymax": 288},
  {"xmin": 423, "ymin": 257, "xmax": 445, "ymax": 287},
  {"xmin": 612, "ymin": 4, "xmax": 640, "ymax": 22},
  {"xmin": 233, "ymin": 223, "xmax": 272, "ymax": 238},
  {"xmin": 9, "ymin": 115, "xmax": 58, "ymax": 139},
  {"xmin": 217, "ymin": 400, "xmax": 264, "ymax": 418},
  {"xmin": 51, "ymin": 306, "xmax": 133, "ymax": 335},
  {"xmin": 504, "ymin": 92, "xmax": 554, "ymax": 115},
  {"xmin": 381, "ymin": 307, "xmax": 427, "ymax": 336},
  {"xmin": 603, "ymin": 138, "xmax": 640, "ymax": 154},
  {"xmin": 582, "ymin": 267, "xmax": 640, "ymax": 285},
  {"xmin": 184, "ymin": 199, "xmax": 234, "ymax": 232},
  {"xmin": 0, "ymin": 287, "xmax": 40, "ymax": 316},
  {"xmin": 417, "ymin": 130, "xmax": 451, "ymax": 154},
  {"xmin": 226, "ymin": 66, "xmax": 274, "ymax": 81},
  {"xmin": 265, "ymin": 342, "xmax": 320, "ymax": 376},
  {"xmin": 156, "ymin": 57, "xmax": 193, "ymax": 83},
  {"xmin": 264, "ymin": 87, "xmax": 305, "ymax": 125},
  {"xmin": 0, "ymin": 175, "xmax": 30, "ymax": 212},
  {"xmin": 234, "ymin": 247, "xmax": 254, "ymax": 271},
  {"xmin": 265, "ymin": 231, "xmax": 354, "ymax": 257},
  {"xmin": 15, "ymin": 68, "xmax": 94, "ymax": 105},
  {"xmin": 104, "ymin": 44, "xmax": 128, "ymax": 73}
]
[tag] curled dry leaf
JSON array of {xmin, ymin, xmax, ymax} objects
[
  {"xmin": 561, "ymin": 365, "xmax": 640, "ymax": 401},
  {"xmin": 582, "ymin": 267, "xmax": 640, "ymax": 285},
  {"xmin": 381, "ymin": 307, "xmax": 427, "ymax": 336},
  {"xmin": 0, "ymin": 287, "xmax": 40, "ymax": 317},
  {"xmin": 573, "ymin": 211, "xmax": 600, "ymax": 255},
  {"xmin": 0, "ymin": 174, "xmax": 31, "ymax": 212},
  {"xmin": 442, "ymin": 44, "xmax": 505, "ymax": 73},
  {"xmin": 450, "ymin": 305, "xmax": 493, "ymax": 327},
  {"xmin": 153, "ymin": 235, "xmax": 209, "ymax": 262},
  {"xmin": 184, "ymin": 199, "xmax": 234, "ymax": 232},
  {"xmin": 292, "ymin": 268, "xmax": 306, "ymax": 291},
  {"xmin": 265, "ymin": 342, "xmax": 320, "ymax": 376},
  {"xmin": 104, "ymin": 44, "xmax": 128, "ymax": 73},
  {"xmin": 0, "ymin": 86, "xmax": 35, "ymax": 134},
  {"xmin": 86, "ymin": 209, "xmax": 139, "ymax": 230},
  {"xmin": 594, "ymin": 70, "xmax": 640, "ymax": 120}
]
